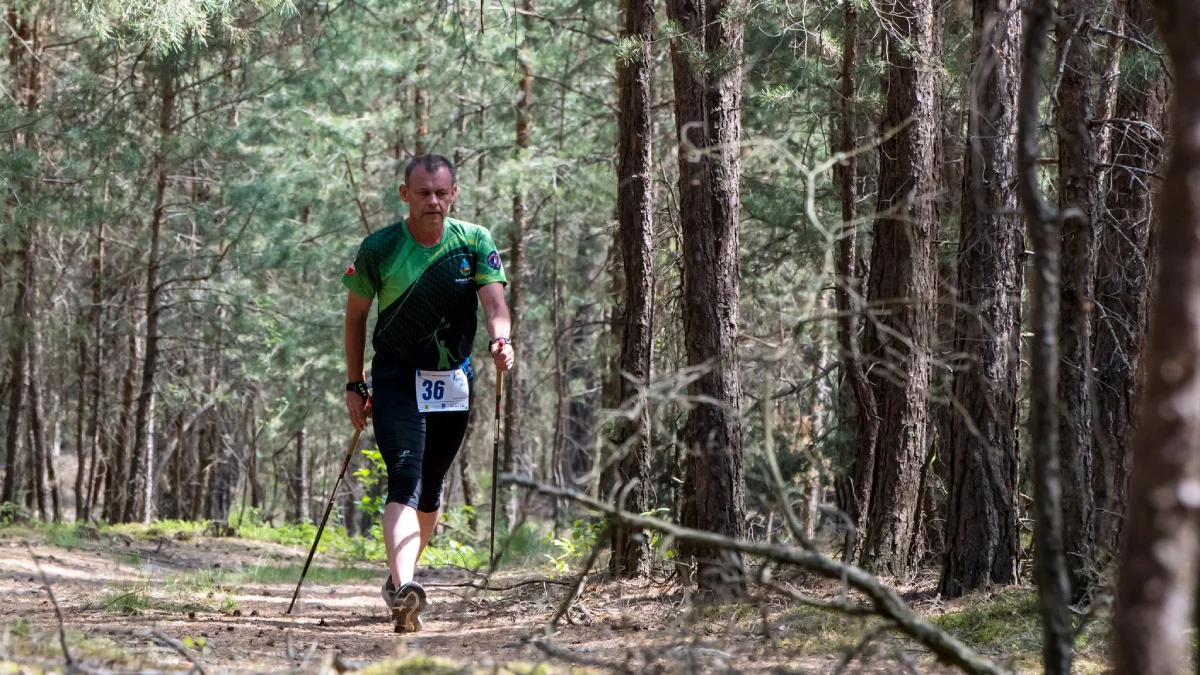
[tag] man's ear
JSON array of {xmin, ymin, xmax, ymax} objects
[{"xmin": 399, "ymin": 183, "xmax": 409, "ymax": 203}]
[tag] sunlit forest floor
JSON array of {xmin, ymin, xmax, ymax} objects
[{"xmin": 0, "ymin": 522, "xmax": 1109, "ymax": 674}]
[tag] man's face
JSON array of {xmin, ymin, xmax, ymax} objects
[{"xmin": 400, "ymin": 165, "xmax": 457, "ymax": 227}]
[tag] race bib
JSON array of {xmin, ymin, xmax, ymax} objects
[{"xmin": 414, "ymin": 368, "xmax": 470, "ymax": 412}]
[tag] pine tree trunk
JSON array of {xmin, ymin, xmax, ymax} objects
[
  {"xmin": 502, "ymin": 2, "xmax": 534, "ymax": 527},
  {"xmin": 293, "ymin": 426, "xmax": 310, "ymax": 522},
  {"xmin": 74, "ymin": 338, "xmax": 86, "ymax": 521},
  {"xmin": 127, "ymin": 61, "xmax": 175, "ymax": 524},
  {"xmin": 105, "ymin": 331, "xmax": 137, "ymax": 522},
  {"xmin": 665, "ymin": 0, "xmax": 746, "ymax": 596},
  {"xmin": 2, "ymin": 243, "xmax": 29, "ymax": 506},
  {"xmin": 610, "ymin": 0, "xmax": 655, "ymax": 579},
  {"xmin": 939, "ymin": 0, "xmax": 1022, "ymax": 597},
  {"xmin": 833, "ymin": 1, "xmax": 879, "ymax": 561},
  {"xmin": 84, "ymin": 220, "xmax": 106, "ymax": 520},
  {"xmin": 1091, "ymin": 0, "xmax": 1165, "ymax": 565},
  {"xmin": 1018, "ymin": 0, "xmax": 1074, "ymax": 668},
  {"xmin": 1055, "ymin": 0, "xmax": 1099, "ymax": 596},
  {"xmin": 857, "ymin": 0, "xmax": 941, "ymax": 576},
  {"xmin": 1113, "ymin": 4, "xmax": 1200, "ymax": 669}
]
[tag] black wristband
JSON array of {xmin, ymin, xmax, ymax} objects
[
  {"xmin": 346, "ymin": 381, "xmax": 370, "ymax": 401},
  {"xmin": 490, "ymin": 337, "xmax": 512, "ymax": 352}
]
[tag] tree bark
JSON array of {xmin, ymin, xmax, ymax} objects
[
  {"xmin": 502, "ymin": 0, "xmax": 534, "ymax": 528},
  {"xmin": 610, "ymin": 0, "xmax": 655, "ymax": 579},
  {"xmin": 2, "ymin": 241, "xmax": 29, "ymax": 507},
  {"xmin": 856, "ymin": 0, "xmax": 942, "ymax": 577},
  {"xmin": 833, "ymin": 0, "xmax": 879, "ymax": 562},
  {"xmin": 1112, "ymin": 6, "xmax": 1200, "ymax": 673},
  {"xmin": 84, "ymin": 220, "xmax": 105, "ymax": 521},
  {"xmin": 293, "ymin": 426, "xmax": 310, "ymax": 522},
  {"xmin": 1091, "ymin": 0, "xmax": 1166, "ymax": 564},
  {"xmin": 1018, "ymin": 0, "xmax": 1074, "ymax": 669},
  {"xmin": 1055, "ymin": 0, "xmax": 1100, "ymax": 596},
  {"xmin": 938, "ymin": 0, "xmax": 1023, "ymax": 598},
  {"xmin": 127, "ymin": 60, "xmax": 175, "ymax": 523},
  {"xmin": 105, "ymin": 330, "xmax": 137, "ymax": 522},
  {"xmin": 665, "ymin": 0, "xmax": 747, "ymax": 596}
]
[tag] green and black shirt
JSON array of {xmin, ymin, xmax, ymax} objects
[{"xmin": 342, "ymin": 218, "xmax": 506, "ymax": 379}]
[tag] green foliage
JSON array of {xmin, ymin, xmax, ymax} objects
[
  {"xmin": 932, "ymin": 589, "xmax": 1043, "ymax": 653},
  {"xmin": 76, "ymin": 0, "xmax": 297, "ymax": 52}
]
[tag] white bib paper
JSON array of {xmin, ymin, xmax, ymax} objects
[{"xmin": 414, "ymin": 368, "xmax": 470, "ymax": 412}]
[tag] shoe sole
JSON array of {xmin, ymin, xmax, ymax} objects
[{"xmin": 392, "ymin": 589, "xmax": 423, "ymax": 633}]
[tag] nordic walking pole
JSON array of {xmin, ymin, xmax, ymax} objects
[
  {"xmin": 490, "ymin": 370, "xmax": 504, "ymax": 567},
  {"xmin": 286, "ymin": 425, "xmax": 363, "ymax": 615}
]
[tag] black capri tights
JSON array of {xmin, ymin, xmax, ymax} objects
[{"xmin": 371, "ymin": 377, "xmax": 470, "ymax": 512}]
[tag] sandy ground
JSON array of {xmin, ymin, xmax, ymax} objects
[{"xmin": 0, "ymin": 528, "xmax": 962, "ymax": 673}]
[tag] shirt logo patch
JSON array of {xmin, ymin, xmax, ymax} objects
[
  {"xmin": 459, "ymin": 258, "xmax": 471, "ymax": 276},
  {"xmin": 346, "ymin": 263, "xmax": 356, "ymax": 275},
  {"xmin": 487, "ymin": 251, "xmax": 502, "ymax": 271}
]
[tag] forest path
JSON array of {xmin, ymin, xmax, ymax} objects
[{"xmin": 0, "ymin": 527, "xmax": 926, "ymax": 673}]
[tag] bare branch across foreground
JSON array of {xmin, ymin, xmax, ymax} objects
[{"xmin": 502, "ymin": 473, "xmax": 1011, "ymax": 675}]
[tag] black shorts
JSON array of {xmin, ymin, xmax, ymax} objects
[{"xmin": 372, "ymin": 376, "xmax": 471, "ymax": 512}]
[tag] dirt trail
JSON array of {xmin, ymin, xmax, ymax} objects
[{"xmin": 0, "ymin": 529, "xmax": 947, "ymax": 673}]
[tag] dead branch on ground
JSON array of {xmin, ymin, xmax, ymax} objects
[
  {"xmin": 25, "ymin": 543, "xmax": 74, "ymax": 668},
  {"xmin": 502, "ymin": 473, "xmax": 1010, "ymax": 675}
]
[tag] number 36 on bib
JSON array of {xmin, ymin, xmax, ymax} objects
[{"xmin": 414, "ymin": 368, "xmax": 470, "ymax": 412}]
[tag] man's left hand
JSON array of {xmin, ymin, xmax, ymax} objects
[{"xmin": 490, "ymin": 341, "xmax": 514, "ymax": 372}]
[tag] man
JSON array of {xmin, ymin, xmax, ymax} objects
[{"xmin": 342, "ymin": 154, "xmax": 514, "ymax": 633}]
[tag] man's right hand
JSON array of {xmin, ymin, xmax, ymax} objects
[{"xmin": 346, "ymin": 391, "xmax": 372, "ymax": 431}]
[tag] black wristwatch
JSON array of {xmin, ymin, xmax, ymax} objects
[
  {"xmin": 346, "ymin": 381, "xmax": 370, "ymax": 401},
  {"xmin": 489, "ymin": 337, "xmax": 512, "ymax": 353}
]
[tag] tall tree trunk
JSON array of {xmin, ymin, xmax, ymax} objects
[
  {"xmin": 415, "ymin": 63, "xmax": 428, "ymax": 156},
  {"xmin": 1113, "ymin": 4, "xmax": 1198, "ymax": 671},
  {"xmin": 665, "ymin": 0, "xmax": 746, "ymax": 596},
  {"xmin": 833, "ymin": 0, "xmax": 879, "ymax": 561},
  {"xmin": 610, "ymin": 0, "xmax": 655, "ymax": 579},
  {"xmin": 2, "ymin": 242, "xmax": 29, "ymax": 506},
  {"xmin": 293, "ymin": 426, "xmax": 310, "ymax": 522},
  {"xmin": 1, "ymin": 3, "xmax": 43, "ymax": 508},
  {"xmin": 856, "ymin": 0, "xmax": 942, "ymax": 576},
  {"xmin": 84, "ymin": 220, "xmax": 106, "ymax": 520},
  {"xmin": 1018, "ymin": 0, "xmax": 1074, "ymax": 668},
  {"xmin": 1055, "ymin": 0, "xmax": 1099, "ymax": 596},
  {"xmin": 1091, "ymin": 0, "xmax": 1166, "ymax": 565},
  {"xmin": 127, "ymin": 60, "xmax": 175, "ymax": 524},
  {"xmin": 74, "ymin": 338, "xmax": 86, "ymax": 521},
  {"xmin": 105, "ymin": 330, "xmax": 137, "ymax": 522},
  {"xmin": 502, "ymin": 0, "xmax": 534, "ymax": 528},
  {"xmin": 938, "ymin": 0, "xmax": 1023, "ymax": 598}
]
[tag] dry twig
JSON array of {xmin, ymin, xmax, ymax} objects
[
  {"xmin": 25, "ymin": 543, "xmax": 73, "ymax": 668},
  {"xmin": 503, "ymin": 473, "xmax": 1011, "ymax": 675}
]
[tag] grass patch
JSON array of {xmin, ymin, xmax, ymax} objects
[
  {"xmin": 932, "ymin": 588, "xmax": 1041, "ymax": 654},
  {"xmin": 98, "ymin": 584, "xmax": 153, "ymax": 613},
  {"xmin": 234, "ymin": 563, "xmax": 381, "ymax": 585},
  {"xmin": 773, "ymin": 605, "xmax": 879, "ymax": 656},
  {"xmin": 107, "ymin": 519, "xmax": 208, "ymax": 541},
  {"xmin": 4, "ymin": 618, "xmax": 32, "ymax": 637}
]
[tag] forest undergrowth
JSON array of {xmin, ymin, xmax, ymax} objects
[{"xmin": 0, "ymin": 517, "xmax": 1109, "ymax": 674}]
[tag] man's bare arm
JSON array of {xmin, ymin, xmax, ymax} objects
[
  {"xmin": 478, "ymin": 282, "xmax": 513, "ymax": 372},
  {"xmin": 345, "ymin": 291, "xmax": 373, "ymax": 430}
]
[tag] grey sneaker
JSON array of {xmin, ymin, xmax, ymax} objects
[
  {"xmin": 381, "ymin": 575, "xmax": 398, "ymax": 609},
  {"xmin": 391, "ymin": 581, "xmax": 426, "ymax": 633}
]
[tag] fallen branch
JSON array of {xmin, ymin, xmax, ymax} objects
[
  {"xmin": 548, "ymin": 523, "xmax": 610, "ymax": 632},
  {"xmin": 143, "ymin": 629, "xmax": 208, "ymax": 675},
  {"xmin": 502, "ymin": 473, "xmax": 1010, "ymax": 675},
  {"xmin": 424, "ymin": 577, "xmax": 575, "ymax": 591},
  {"xmin": 26, "ymin": 543, "xmax": 73, "ymax": 668}
]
